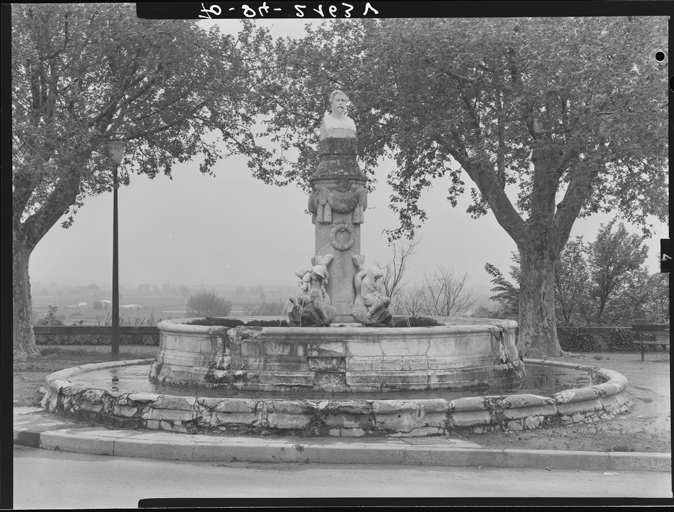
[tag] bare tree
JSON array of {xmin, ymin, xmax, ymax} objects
[
  {"xmin": 420, "ymin": 267, "xmax": 475, "ymax": 317},
  {"xmin": 396, "ymin": 266, "xmax": 475, "ymax": 317},
  {"xmin": 396, "ymin": 284, "xmax": 427, "ymax": 317},
  {"xmin": 381, "ymin": 237, "xmax": 420, "ymax": 311}
]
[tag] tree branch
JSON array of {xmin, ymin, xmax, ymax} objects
[
  {"xmin": 39, "ymin": 13, "xmax": 70, "ymax": 61},
  {"xmin": 552, "ymin": 161, "xmax": 600, "ymax": 253},
  {"xmin": 12, "ymin": 165, "xmax": 40, "ymax": 224},
  {"xmin": 463, "ymin": 158, "xmax": 527, "ymax": 244},
  {"xmin": 124, "ymin": 101, "xmax": 207, "ymax": 140},
  {"xmin": 19, "ymin": 164, "xmax": 84, "ymax": 249}
]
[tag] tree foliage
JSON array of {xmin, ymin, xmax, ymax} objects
[
  {"xmin": 584, "ymin": 219, "xmax": 650, "ymax": 325},
  {"xmin": 186, "ymin": 292, "xmax": 232, "ymax": 318},
  {"xmin": 13, "ymin": 5, "xmax": 271, "ymax": 239},
  {"xmin": 484, "ymin": 258, "xmax": 520, "ymax": 320},
  {"xmin": 258, "ymin": 17, "xmax": 667, "ymax": 235},
  {"xmin": 554, "ymin": 236, "xmax": 590, "ymax": 325},
  {"xmin": 487, "ymin": 220, "xmax": 664, "ymax": 326},
  {"xmin": 11, "ymin": 4, "xmax": 273, "ymax": 358}
]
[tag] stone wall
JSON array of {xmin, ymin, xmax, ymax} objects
[{"xmin": 33, "ymin": 326, "xmax": 159, "ymax": 346}]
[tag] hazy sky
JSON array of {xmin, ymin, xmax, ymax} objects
[{"xmin": 28, "ymin": 18, "xmax": 668, "ymax": 299}]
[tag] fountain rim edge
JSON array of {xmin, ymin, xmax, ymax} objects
[{"xmin": 44, "ymin": 358, "xmax": 627, "ymax": 411}]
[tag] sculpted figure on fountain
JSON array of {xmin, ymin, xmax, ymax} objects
[
  {"xmin": 288, "ymin": 255, "xmax": 337, "ymax": 326},
  {"xmin": 352, "ymin": 255, "xmax": 392, "ymax": 326}
]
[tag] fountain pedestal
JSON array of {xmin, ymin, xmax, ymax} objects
[{"xmin": 309, "ymin": 137, "xmax": 367, "ymax": 322}]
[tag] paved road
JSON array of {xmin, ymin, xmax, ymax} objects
[{"xmin": 13, "ymin": 445, "xmax": 671, "ymax": 508}]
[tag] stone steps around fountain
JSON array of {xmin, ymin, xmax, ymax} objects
[
  {"xmin": 43, "ymin": 357, "xmax": 633, "ymax": 440},
  {"xmin": 14, "ymin": 407, "xmax": 671, "ymax": 472}
]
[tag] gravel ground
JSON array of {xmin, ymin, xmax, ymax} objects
[
  {"xmin": 13, "ymin": 346, "xmax": 671, "ymax": 453},
  {"xmin": 469, "ymin": 351, "xmax": 671, "ymax": 453}
]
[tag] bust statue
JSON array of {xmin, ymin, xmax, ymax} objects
[{"xmin": 320, "ymin": 90, "xmax": 357, "ymax": 140}]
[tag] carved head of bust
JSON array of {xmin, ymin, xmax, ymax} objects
[
  {"xmin": 329, "ymin": 90, "xmax": 349, "ymax": 118},
  {"xmin": 320, "ymin": 90, "xmax": 357, "ymax": 140}
]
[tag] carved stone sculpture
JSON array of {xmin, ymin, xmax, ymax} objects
[
  {"xmin": 352, "ymin": 255, "xmax": 392, "ymax": 326},
  {"xmin": 309, "ymin": 91, "xmax": 365, "ymax": 322},
  {"xmin": 308, "ymin": 185, "xmax": 367, "ymax": 225},
  {"xmin": 320, "ymin": 90, "xmax": 357, "ymax": 140},
  {"xmin": 289, "ymin": 255, "xmax": 337, "ymax": 326}
]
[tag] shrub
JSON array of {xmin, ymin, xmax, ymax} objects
[
  {"xmin": 186, "ymin": 292, "xmax": 232, "ymax": 317},
  {"xmin": 557, "ymin": 326, "xmax": 661, "ymax": 352},
  {"xmin": 35, "ymin": 305, "xmax": 64, "ymax": 326},
  {"xmin": 557, "ymin": 327, "xmax": 601, "ymax": 352}
]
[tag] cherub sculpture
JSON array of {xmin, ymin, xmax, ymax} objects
[
  {"xmin": 352, "ymin": 255, "xmax": 392, "ymax": 326},
  {"xmin": 288, "ymin": 255, "xmax": 336, "ymax": 326}
]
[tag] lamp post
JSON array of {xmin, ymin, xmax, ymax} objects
[{"xmin": 106, "ymin": 141, "xmax": 125, "ymax": 361}]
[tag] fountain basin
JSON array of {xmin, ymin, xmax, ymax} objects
[
  {"xmin": 41, "ymin": 358, "xmax": 631, "ymax": 437},
  {"xmin": 149, "ymin": 316, "xmax": 525, "ymax": 393}
]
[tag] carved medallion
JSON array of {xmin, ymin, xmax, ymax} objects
[{"xmin": 329, "ymin": 222, "xmax": 355, "ymax": 251}]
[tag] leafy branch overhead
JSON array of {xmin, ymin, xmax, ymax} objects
[
  {"xmin": 486, "ymin": 220, "xmax": 667, "ymax": 326},
  {"xmin": 12, "ymin": 5, "xmax": 275, "ymax": 246},
  {"xmin": 257, "ymin": 17, "xmax": 667, "ymax": 245},
  {"xmin": 11, "ymin": 4, "xmax": 276, "ymax": 359}
]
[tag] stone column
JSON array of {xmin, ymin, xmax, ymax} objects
[{"xmin": 308, "ymin": 137, "xmax": 367, "ymax": 323}]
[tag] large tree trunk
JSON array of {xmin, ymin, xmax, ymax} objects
[
  {"xmin": 513, "ymin": 146, "xmax": 568, "ymax": 358},
  {"xmin": 517, "ymin": 247, "xmax": 563, "ymax": 358},
  {"xmin": 13, "ymin": 232, "xmax": 40, "ymax": 361}
]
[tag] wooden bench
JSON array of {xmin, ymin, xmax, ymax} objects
[{"xmin": 632, "ymin": 324, "xmax": 670, "ymax": 361}]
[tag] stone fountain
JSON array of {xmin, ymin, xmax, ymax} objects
[
  {"xmin": 148, "ymin": 89, "xmax": 526, "ymax": 393},
  {"xmin": 40, "ymin": 91, "xmax": 632, "ymax": 438}
]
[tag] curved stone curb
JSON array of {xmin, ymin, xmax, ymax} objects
[
  {"xmin": 41, "ymin": 357, "xmax": 633, "ymax": 438},
  {"xmin": 13, "ymin": 409, "xmax": 671, "ymax": 472},
  {"xmin": 41, "ymin": 358, "xmax": 154, "ymax": 411}
]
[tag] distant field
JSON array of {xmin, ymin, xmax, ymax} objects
[
  {"xmin": 32, "ymin": 291, "xmax": 497, "ymax": 326},
  {"xmin": 32, "ymin": 294, "xmax": 292, "ymax": 326}
]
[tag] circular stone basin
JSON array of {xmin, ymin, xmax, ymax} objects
[
  {"xmin": 41, "ymin": 358, "xmax": 632, "ymax": 438},
  {"xmin": 149, "ymin": 316, "xmax": 526, "ymax": 393}
]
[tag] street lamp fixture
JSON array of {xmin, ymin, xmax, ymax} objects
[
  {"xmin": 106, "ymin": 140, "xmax": 126, "ymax": 361},
  {"xmin": 107, "ymin": 141, "xmax": 126, "ymax": 167}
]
